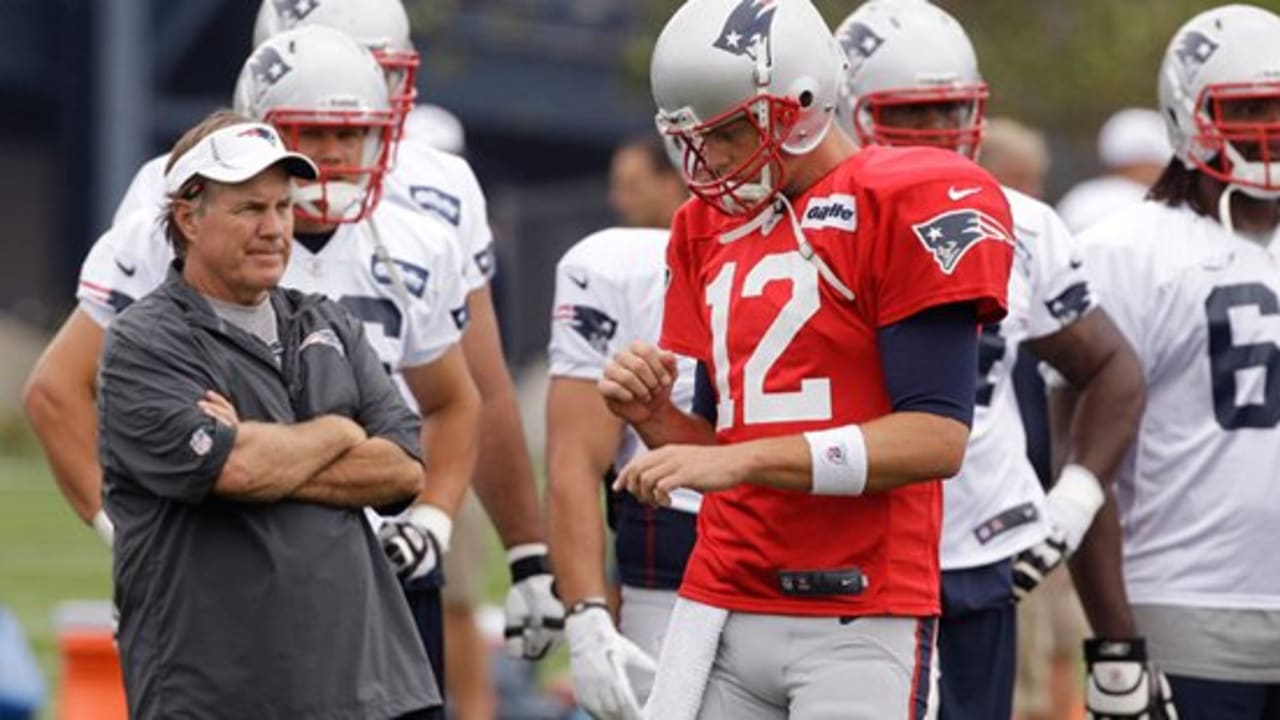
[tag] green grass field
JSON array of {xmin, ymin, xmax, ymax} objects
[{"xmin": 0, "ymin": 454, "xmax": 113, "ymax": 720}]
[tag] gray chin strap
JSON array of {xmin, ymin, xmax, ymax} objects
[{"xmin": 718, "ymin": 196, "xmax": 856, "ymax": 302}]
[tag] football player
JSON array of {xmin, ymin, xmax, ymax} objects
[
  {"xmin": 546, "ymin": 136, "xmax": 693, "ymax": 720},
  {"xmin": 1072, "ymin": 5, "xmax": 1280, "ymax": 717},
  {"xmin": 834, "ymin": 2, "xmax": 1150, "ymax": 718},
  {"xmin": 600, "ymin": 0, "xmax": 1014, "ymax": 716},
  {"xmin": 27, "ymin": 26, "xmax": 480, "ymax": 712}
]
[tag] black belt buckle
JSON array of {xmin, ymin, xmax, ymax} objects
[{"xmin": 778, "ymin": 567, "xmax": 868, "ymax": 596}]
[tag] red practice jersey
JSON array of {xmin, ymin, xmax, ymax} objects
[{"xmin": 661, "ymin": 145, "xmax": 1014, "ymax": 617}]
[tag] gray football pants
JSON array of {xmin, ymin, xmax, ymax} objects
[{"xmin": 696, "ymin": 612, "xmax": 939, "ymax": 720}]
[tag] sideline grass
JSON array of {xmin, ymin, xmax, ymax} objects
[{"xmin": 0, "ymin": 454, "xmax": 112, "ymax": 720}]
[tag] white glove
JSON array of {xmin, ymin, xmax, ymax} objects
[
  {"xmin": 503, "ymin": 543, "xmax": 565, "ymax": 660},
  {"xmin": 377, "ymin": 518, "xmax": 440, "ymax": 582},
  {"xmin": 1085, "ymin": 638, "xmax": 1178, "ymax": 720},
  {"xmin": 565, "ymin": 603, "xmax": 657, "ymax": 720},
  {"xmin": 92, "ymin": 509, "xmax": 114, "ymax": 547},
  {"xmin": 1011, "ymin": 525, "xmax": 1069, "ymax": 601}
]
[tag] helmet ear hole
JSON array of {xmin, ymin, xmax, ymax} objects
[{"xmin": 799, "ymin": 90, "xmax": 815, "ymax": 108}]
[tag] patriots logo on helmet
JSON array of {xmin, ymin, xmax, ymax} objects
[
  {"xmin": 554, "ymin": 304, "xmax": 618, "ymax": 355},
  {"xmin": 838, "ymin": 22, "xmax": 885, "ymax": 62},
  {"xmin": 1045, "ymin": 281, "xmax": 1092, "ymax": 323},
  {"xmin": 1174, "ymin": 30, "xmax": 1219, "ymax": 76},
  {"xmin": 272, "ymin": 0, "xmax": 320, "ymax": 24},
  {"xmin": 713, "ymin": 0, "xmax": 777, "ymax": 64},
  {"xmin": 248, "ymin": 46, "xmax": 293, "ymax": 90},
  {"xmin": 911, "ymin": 209, "xmax": 1013, "ymax": 275}
]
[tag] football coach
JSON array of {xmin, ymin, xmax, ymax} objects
[{"xmin": 97, "ymin": 115, "xmax": 442, "ymax": 719}]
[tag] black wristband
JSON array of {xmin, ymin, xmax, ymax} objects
[
  {"xmin": 509, "ymin": 553, "xmax": 550, "ymax": 583},
  {"xmin": 566, "ymin": 599, "xmax": 609, "ymax": 618},
  {"xmin": 1085, "ymin": 637, "xmax": 1148, "ymax": 663}
]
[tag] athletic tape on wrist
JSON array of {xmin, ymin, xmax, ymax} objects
[
  {"xmin": 1046, "ymin": 464, "xmax": 1105, "ymax": 551},
  {"xmin": 804, "ymin": 425, "xmax": 868, "ymax": 496},
  {"xmin": 92, "ymin": 509, "xmax": 115, "ymax": 547},
  {"xmin": 408, "ymin": 504, "xmax": 454, "ymax": 554}
]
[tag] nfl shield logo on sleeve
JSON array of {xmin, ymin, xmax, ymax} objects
[{"xmin": 189, "ymin": 427, "xmax": 214, "ymax": 457}]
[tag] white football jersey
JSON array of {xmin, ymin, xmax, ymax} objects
[
  {"xmin": 79, "ymin": 203, "xmax": 467, "ymax": 380},
  {"xmin": 384, "ymin": 113, "xmax": 496, "ymax": 293},
  {"xmin": 111, "ymin": 155, "xmax": 168, "ymax": 226},
  {"xmin": 547, "ymin": 227, "xmax": 700, "ymax": 515},
  {"xmin": 1080, "ymin": 201, "xmax": 1280, "ymax": 609},
  {"xmin": 941, "ymin": 187, "xmax": 1095, "ymax": 570}
]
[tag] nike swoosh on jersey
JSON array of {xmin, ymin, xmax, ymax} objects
[
  {"xmin": 947, "ymin": 186, "xmax": 984, "ymax": 202},
  {"xmin": 568, "ymin": 272, "xmax": 589, "ymax": 290},
  {"xmin": 115, "ymin": 259, "xmax": 137, "ymax": 277}
]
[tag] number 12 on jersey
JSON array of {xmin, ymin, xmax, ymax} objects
[{"xmin": 705, "ymin": 252, "xmax": 833, "ymax": 428}]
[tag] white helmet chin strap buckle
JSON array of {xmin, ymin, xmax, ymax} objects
[{"xmin": 293, "ymin": 181, "xmax": 364, "ymax": 221}]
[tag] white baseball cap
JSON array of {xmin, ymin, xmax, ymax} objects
[
  {"xmin": 163, "ymin": 122, "xmax": 318, "ymax": 195},
  {"xmin": 1097, "ymin": 108, "xmax": 1173, "ymax": 169}
]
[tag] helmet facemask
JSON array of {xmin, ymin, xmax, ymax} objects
[
  {"xmin": 1193, "ymin": 82, "xmax": 1280, "ymax": 199},
  {"xmin": 658, "ymin": 93, "xmax": 801, "ymax": 217},
  {"xmin": 269, "ymin": 108, "xmax": 397, "ymax": 224},
  {"xmin": 371, "ymin": 46, "xmax": 421, "ymax": 153},
  {"xmin": 853, "ymin": 84, "xmax": 988, "ymax": 160}
]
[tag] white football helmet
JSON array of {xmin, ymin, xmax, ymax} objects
[
  {"xmin": 1159, "ymin": 4, "xmax": 1280, "ymax": 198},
  {"xmin": 650, "ymin": 0, "xmax": 846, "ymax": 215},
  {"xmin": 254, "ymin": 0, "xmax": 419, "ymax": 135},
  {"xmin": 234, "ymin": 25, "xmax": 396, "ymax": 224},
  {"xmin": 835, "ymin": 0, "xmax": 987, "ymax": 159}
]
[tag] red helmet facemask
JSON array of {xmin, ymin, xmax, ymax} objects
[
  {"xmin": 1193, "ymin": 81, "xmax": 1280, "ymax": 195},
  {"xmin": 852, "ymin": 84, "xmax": 988, "ymax": 159},
  {"xmin": 659, "ymin": 94, "xmax": 801, "ymax": 217},
  {"xmin": 269, "ymin": 108, "xmax": 397, "ymax": 224},
  {"xmin": 371, "ymin": 47, "xmax": 421, "ymax": 155}
]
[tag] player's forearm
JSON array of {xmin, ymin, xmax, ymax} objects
[
  {"xmin": 469, "ymin": 381, "xmax": 545, "ymax": 546},
  {"xmin": 631, "ymin": 401, "xmax": 716, "ymax": 450},
  {"xmin": 23, "ymin": 373, "xmax": 103, "ymax": 522},
  {"xmin": 732, "ymin": 412, "xmax": 969, "ymax": 493},
  {"xmin": 214, "ymin": 416, "xmax": 364, "ymax": 502},
  {"xmin": 1069, "ymin": 490, "xmax": 1138, "ymax": 637},
  {"xmin": 415, "ymin": 383, "xmax": 481, "ymax": 516},
  {"xmin": 289, "ymin": 437, "xmax": 424, "ymax": 508},
  {"xmin": 547, "ymin": 460, "xmax": 611, "ymax": 605}
]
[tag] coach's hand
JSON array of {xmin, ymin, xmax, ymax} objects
[
  {"xmin": 1011, "ymin": 525, "xmax": 1069, "ymax": 601},
  {"xmin": 566, "ymin": 603, "xmax": 656, "ymax": 720},
  {"xmin": 615, "ymin": 444, "xmax": 746, "ymax": 507},
  {"xmin": 377, "ymin": 519, "xmax": 440, "ymax": 582},
  {"xmin": 1085, "ymin": 637, "xmax": 1178, "ymax": 720},
  {"xmin": 504, "ymin": 544, "xmax": 564, "ymax": 660},
  {"xmin": 598, "ymin": 341, "xmax": 678, "ymax": 426}
]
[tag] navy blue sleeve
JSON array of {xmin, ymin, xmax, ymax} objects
[
  {"xmin": 692, "ymin": 361, "xmax": 717, "ymax": 425},
  {"xmin": 876, "ymin": 302, "xmax": 979, "ymax": 426}
]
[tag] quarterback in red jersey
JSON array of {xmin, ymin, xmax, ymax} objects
[{"xmin": 599, "ymin": 1, "xmax": 1014, "ymax": 717}]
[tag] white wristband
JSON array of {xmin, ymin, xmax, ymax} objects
[
  {"xmin": 92, "ymin": 508, "xmax": 115, "ymax": 547},
  {"xmin": 804, "ymin": 425, "xmax": 868, "ymax": 496},
  {"xmin": 1046, "ymin": 463, "xmax": 1105, "ymax": 552},
  {"xmin": 409, "ymin": 504, "xmax": 454, "ymax": 554}
]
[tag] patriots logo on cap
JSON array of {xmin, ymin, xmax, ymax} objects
[
  {"xmin": 248, "ymin": 46, "xmax": 293, "ymax": 90},
  {"xmin": 554, "ymin": 304, "xmax": 618, "ymax": 355},
  {"xmin": 1174, "ymin": 30, "xmax": 1219, "ymax": 76},
  {"xmin": 271, "ymin": 0, "xmax": 320, "ymax": 24},
  {"xmin": 237, "ymin": 126, "xmax": 277, "ymax": 145},
  {"xmin": 838, "ymin": 22, "xmax": 885, "ymax": 62},
  {"xmin": 713, "ymin": 0, "xmax": 777, "ymax": 64},
  {"xmin": 911, "ymin": 209, "xmax": 1013, "ymax": 275}
]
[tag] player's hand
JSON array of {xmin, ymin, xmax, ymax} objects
[
  {"xmin": 565, "ymin": 604, "xmax": 656, "ymax": 720},
  {"xmin": 598, "ymin": 341, "xmax": 678, "ymax": 426},
  {"xmin": 377, "ymin": 519, "xmax": 441, "ymax": 582},
  {"xmin": 1011, "ymin": 525, "xmax": 1069, "ymax": 601},
  {"xmin": 503, "ymin": 545, "xmax": 565, "ymax": 660},
  {"xmin": 1085, "ymin": 637, "xmax": 1178, "ymax": 720},
  {"xmin": 197, "ymin": 390, "xmax": 239, "ymax": 427},
  {"xmin": 614, "ymin": 443, "xmax": 745, "ymax": 507}
]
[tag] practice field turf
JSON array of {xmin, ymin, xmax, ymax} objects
[{"xmin": 0, "ymin": 453, "xmax": 112, "ymax": 720}]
